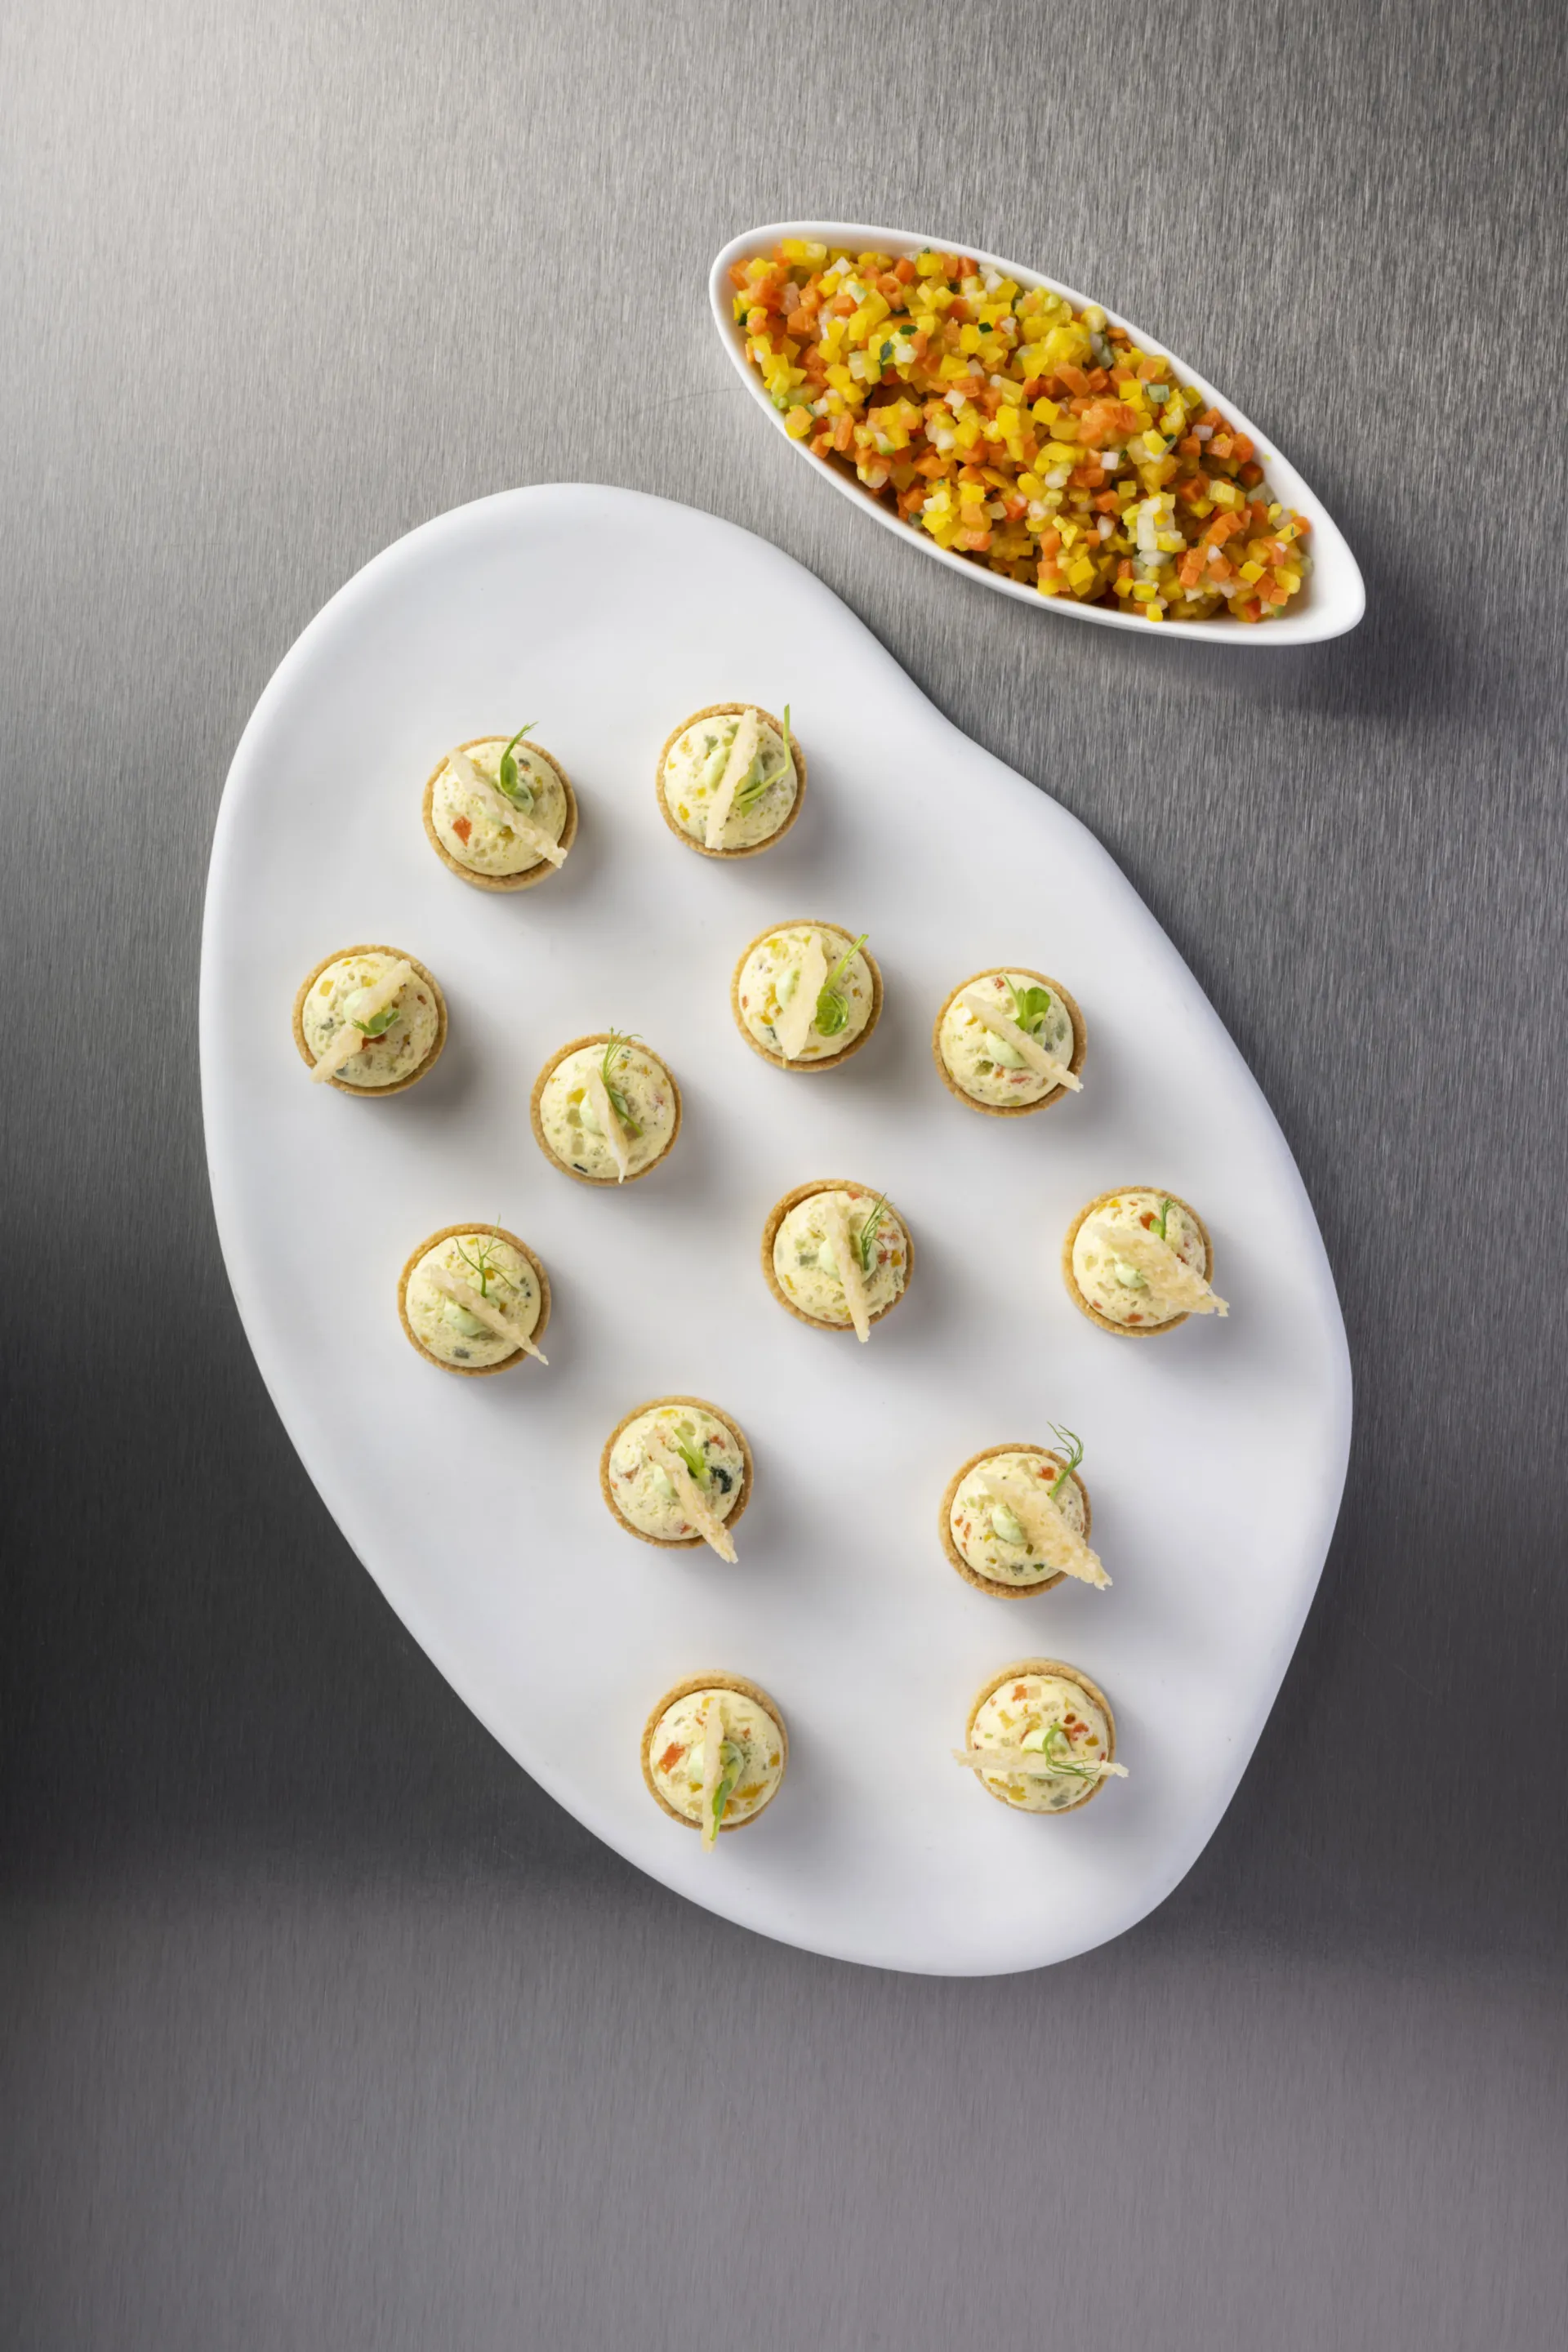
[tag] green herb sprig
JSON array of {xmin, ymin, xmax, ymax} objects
[
  {"xmin": 854, "ymin": 1193, "xmax": 889, "ymax": 1276},
  {"xmin": 711, "ymin": 1739, "xmax": 745, "ymax": 1837},
  {"xmin": 1046, "ymin": 1423, "xmax": 1085, "ymax": 1502},
  {"xmin": 733, "ymin": 704, "xmax": 794, "ymax": 813},
  {"xmin": 1009, "ymin": 979, "xmax": 1054, "ymax": 1036},
  {"xmin": 670, "ymin": 1432, "xmax": 709, "ymax": 1486},
  {"xmin": 455, "ymin": 1233, "xmax": 511, "ymax": 1299},
  {"xmin": 1021, "ymin": 1722, "xmax": 1100, "ymax": 1783},
  {"xmin": 495, "ymin": 724, "xmax": 537, "ymax": 813},
  {"xmin": 1153, "ymin": 1196, "xmax": 1172, "ymax": 1242},
  {"xmin": 814, "ymin": 931, "xmax": 868, "ymax": 1039},
  {"xmin": 600, "ymin": 1032, "xmax": 645, "ymax": 1138},
  {"xmin": 351, "ymin": 1004, "xmax": 401, "ymax": 1040}
]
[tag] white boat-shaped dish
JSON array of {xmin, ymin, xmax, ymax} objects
[
  {"xmin": 201, "ymin": 483, "xmax": 1352, "ymax": 1975},
  {"xmin": 710, "ymin": 220, "xmax": 1364, "ymax": 646}
]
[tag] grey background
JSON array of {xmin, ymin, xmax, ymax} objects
[{"xmin": 3, "ymin": 0, "xmax": 1565, "ymax": 2344}]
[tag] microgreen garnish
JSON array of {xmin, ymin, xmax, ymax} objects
[
  {"xmin": 711, "ymin": 1739, "xmax": 745, "ymax": 1836},
  {"xmin": 671, "ymin": 1432, "xmax": 709, "ymax": 1486},
  {"xmin": 1021, "ymin": 1722, "xmax": 1100, "ymax": 1782},
  {"xmin": 732, "ymin": 704, "xmax": 794, "ymax": 813},
  {"xmin": 495, "ymin": 724, "xmax": 537, "ymax": 812},
  {"xmin": 455, "ymin": 1233, "xmax": 510, "ymax": 1299},
  {"xmin": 1009, "ymin": 980, "xmax": 1054, "ymax": 1036},
  {"xmin": 351, "ymin": 1004, "xmax": 401, "ymax": 1039},
  {"xmin": 855, "ymin": 1193, "xmax": 889, "ymax": 1276},
  {"xmin": 814, "ymin": 931, "xmax": 868, "ymax": 1039},
  {"xmin": 1153, "ymin": 1197, "xmax": 1172, "ymax": 1242},
  {"xmin": 1046, "ymin": 1423, "xmax": 1085, "ymax": 1502},
  {"xmin": 599, "ymin": 1032, "xmax": 644, "ymax": 1138}
]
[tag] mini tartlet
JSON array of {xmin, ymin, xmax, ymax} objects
[
  {"xmin": 292, "ymin": 944, "xmax": 447, "ymax": 1094},
  {"xmin": 422, "ymin": 729, "xmax": 577, "ymax": 891},
  {"xmin": 731, "ymin": 920, "xmax": 882, "ymax": 1071},
  {"xmin": 656, "ymin": 702, "xmax": 805, "ymax": 858},
  {"xmin": 956, "ymin": 1659, "xmax": 1126, "ymax": 1814},
  {"xmin": 530, "ymin": 1031, "xmax": 682, "ymax": 1186},
  {"xmin": 398, "ymin": 1224, "xmax": 550, "ymax": 1375},
  {"xmin": 933, "ymin": 967, "xmax": 1085, "ymax": 1114},
  {"xmin": 642, "ymin": 1673, "xmax": 788, "ymax": 1848},
  {"xmin": 600, "ymin": 1397, "xmax": 753, "ymax": 1561},
  {"xmin": 762, "ymin": 1180, "xmax": 912, "ymax": 1340},
  {"xmin": 1063, "ymin": 1186, "xmax": 1227, "ymax": 1335},
  {"xmin": 940, "ymin": 1432, "xmax": 1107, "ymax": 1598}
]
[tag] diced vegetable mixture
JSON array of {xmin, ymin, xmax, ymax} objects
[{"xmin": 732, "ymin": 241, "xmax": 1311, "ymax": 624}]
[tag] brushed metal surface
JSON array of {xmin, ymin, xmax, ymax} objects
[{"xmin": 2, "ymin": 1, "xmax": 1565, "ymax": 2345}]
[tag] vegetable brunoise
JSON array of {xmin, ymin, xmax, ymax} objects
[{"xmin": 733, "ymin": 241, "xmax": 1311, "ymax": 623}]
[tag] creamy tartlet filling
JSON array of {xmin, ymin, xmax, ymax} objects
[
  {"xmin": 736, "ymin": 924, "xmax": 873, "ymax": 1061},
  {"xmin": 771, "ymin": 1187, "xmax": 907, "ymax": 1326},
  {"xmin": 938, "ymin": 970, "xmax": 1076, "ymax": 1106},
  {"xmin": 969, "ymin": 1672, "xmax": 1114, "ymax": 1812},
  {"xmin": 403, "ymin": 1232, "xmax": 541, "ymax": 1367},
  {"xmin": 608, "ymin": 1406, "xmax": 746, "ymax": 1542},
  {"xmin": 663, "ymin": 710, "xmax": 796, "ymax": 849},
  {"xmin": 950, "ymin": 1451, "xmax": 1087, "ymax": 1587},
  {"xmin": 1071, "ymin": 1189, "xmax": 1207, "ymax": 1327},
  {"xmin": 537, "ymin": 1041, "xmax": 677, "ymax": 1181},
  {"xmin": 431, "ymin": 738, "xmax": 568, "ymax": 875},
  {"xmin": 300, "ymin": 952, "xmax": 439, "ymax": 1088},
  {"xmin": 647, "ymin": 1688, "xmax": 784, "ymax": 1828}
]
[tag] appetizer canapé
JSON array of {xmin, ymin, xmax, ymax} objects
[
  {"xmin": 1063, "ymin": 1187, "xmax": 1227, "ymax": 1334},
  {"xmin": 657, "ymin": 703, "xmax": 804, "ymax": 857},
  {"xmin": 398, "ymin": 1225, "xmax": 550, "ymax": 1375},
  {"xmin": 292, "ymin": 944, "xmax": 447, "ymax": 1094},
  {"xmin": 941, "ymin": 1428, "xmax": 1107, "ymax": 1597},
  {"xmin": 731, "ymin": 241, "xmax": 1312, "ymax": 625},
  {"xmin": 933, "ymin": 967, "xmax": 1085, "ymax": 1113},
  {"xmin": 601, "ymin": 1398, "xmax": 752, "ymax": 1561},
  {"xmin": 422, "ymin": 728, "xmax": 577, "ymax": 890},
  {"xmin": 762, "ymin": 1181, "xmax": 911, "ymax": 1340},
  {"xmin": 732, "ymin": 921, "xmax": 881, "ymax": 1070},
  {"xmin": 642, "ymin": 1675, "xmax": 788, "ymax": 1848},
  {"xmin": 956, "ymin": 1659, "xmax": 1126, "ymax": 1813},
  {"xmin": 531, "ymin": 1031, "xmax": 681, "ymax": 1186}
]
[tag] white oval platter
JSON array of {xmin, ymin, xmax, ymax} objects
[
  {"xmin": 201, "ymin": 483, "xmax": 1351, "ymax": 1976},
  {"xmin": 710, "ymin": 220, "xmax": 1365, "ymax": 645}
]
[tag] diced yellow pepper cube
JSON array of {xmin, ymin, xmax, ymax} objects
[
  {"xmin": 784, "ymin": 407, "xmax": 813, "ymax": 439},
  {"xmin": 781, "ymin": 238, "xmax": 828, "ymax": 265},
  {"xmin": 915, "ymin": 249, "xmax": 944, "ymax": 276},
  {"xmin": 1238, "ymin": 559, "xmax": 1264, "ymax": 582},
  {"xmin": 1132, "ymin": 581, "xmax": 1157, "ymax": 602}
]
